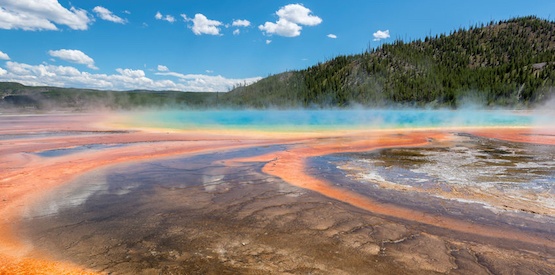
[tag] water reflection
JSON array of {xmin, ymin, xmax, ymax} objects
[
  {"xmin": 19, "ymin": 140, "xmax": 555, "ymax": 274},
  {"xmin": 35, "ymin": 144, "xmax": 128, "ymax": 158},
  {"xmin": 331, "ymin": 133, "xmax": 555, "ymax": 216}
]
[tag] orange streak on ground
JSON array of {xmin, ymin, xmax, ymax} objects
[
  {"xmin": 0, "ymin": 114, "xmax": 298, "ymax": 275},
  {"xmin": 2, "ymin": 113, "xmax": 555, "ymax": 273},
  {"xmin": 230, "ymin": 129, "xmax": 555, "ymax": 249},
  {"xmin": 469, "ymin": 127, "xmax": 555, "ymax": 145}
]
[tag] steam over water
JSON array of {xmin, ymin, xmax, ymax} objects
[{"xmin": 127, "ymin": 109, "xmax": 536, "ymax": 130}]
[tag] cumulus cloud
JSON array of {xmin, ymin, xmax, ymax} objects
[
  {"xmin": 0, "ymin": 51, "xmax": 10, "ymax": 60},
  {"xmin": 48, "ymin": 49, "xmax": 98, "ymax": 70},
  {"xmin": 266, "ymin": 40, "xmax": 272, "ymax": 45},
  {"xmin": 232, "ymin": 19, "xmax": 251, "ymax": 27},
  {"xmin": 0, "ymin": 61, "xmax": 261, "ymax": 92},
  {"xmin": 259, "ymin": 4, "xmax": 322, "ymax": 37},
  {"xmin": 327, "ymin": 34, "xmax": 337, "ymax": 39},
  {"xmin": 0, "ymin": 0, "xmax": 91, "ymax": 31},
  {"xmin": 157, "ymin": 65, "xmax": 169, "ymax": 72},
  {"xmin": 182, "ymin": 13, "xmax": 223, "ymax": 36},
  {"xmin": 276, "ymin": 4, "xmax": 322, "ymax": 26},
  {"xmin": 259, "ymin": 19, "xmax": 302, "ymax": 37},
  {"xmin": 93, "ymin": 6, "xmax": 126, "ymax": 24},
  {"xmin": 155, "ymin": 11, "xmax": 175, "ymax": 23},
  {"xmin": 233, "ymin": 29, "xmax": 240, "ymax": 35},
  {"xmin": 373, "ymin": 29, "xmax": 390, "ymax": 41}
]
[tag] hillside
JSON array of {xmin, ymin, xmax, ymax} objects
[
  {"xmin": 225, "ymin": 16, "xmax": 555, "ymax": 108},
  {"xmin": 0, "ymin": 82, "xmax": 219, "ymax": 110}
]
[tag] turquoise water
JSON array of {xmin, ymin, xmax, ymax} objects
[{"xmin": 130, "ymin": 109, "xmax": 534, "ymax": 131}]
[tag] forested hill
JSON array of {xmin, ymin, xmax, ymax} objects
[{"xmin": 224, "ymin": 16, "xmax": 555, "ymax": 108}]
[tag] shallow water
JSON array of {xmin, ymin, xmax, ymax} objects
[
  {"xmin": 330, "ymin": 133, "xmax": 555, "ymax": 216},
  {"xmin": 35, "ymin": 143, "xmax": 129, "ymax": 158},
  {"xmin": 127, "ymin": 109, "xmax": 536, "ymax": 130},
  {"xmin": 20, "ymin": 133, "xmax": 555, "ymax": 274}
]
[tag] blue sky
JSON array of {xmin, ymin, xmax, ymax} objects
[{"xmin": 0, "ymin": 0, "xmax": 553, "ymax": 92}]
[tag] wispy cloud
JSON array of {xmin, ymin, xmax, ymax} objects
[
  {"xmin": 93, "ymin": 6, "xmax": 127, "ymax": 24},
  {"xmin": 231, "ymin": 19, "xmax": 250, "ymax": 35},
  {"xmin": 155, "ymin": 11, "xmax": 176, "ymax": 23},
  {"xmin": 327, "ymin": 34, "xmax": 337, "ymax": 39},
  {"xmin": 0, "ymin": 61, "xmax": 261, "ymax": 92},
  {"xmin": 182, "ymin": 13, "xmax": 223, "ymax": 36},
  {"xmin": 0, "ymin": 0, "xmax": 91, "ymax": 31},
  {"xmin": 259, "ymin": 4, "xmax": 322, "ymax": 37},
  {"xmin": 156, "ymin": 70, "xmax": 261, "ymax": 91},
  {"xmin": 48, "ymin": 49, "xmax": 98, "ymax": 70},
  {"xmin": 373, "ymin": 30, "xmax": 390, "ymax": 41},
  {"xmin": 116, "ymin": 68, "xmax": 145, "ymax": 78},
  {"xmin": 232, "ymin": 19, "xmax": 251, "ymax": 27},
  {"xmin": 157, "ymin": 65, "xmax": 169, "ymax": 72},
  {"xmin": 0, "ymin": 51, "xmax": 10, "ymax": 60}
]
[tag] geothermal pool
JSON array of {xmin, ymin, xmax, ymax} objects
[
  {"xmin": 1, "ymin": 110, "xmax": 555, "ymax": 274},
  {"xmin": 125, "ymin": 109, "xmax": 535, "ymax": 130}
]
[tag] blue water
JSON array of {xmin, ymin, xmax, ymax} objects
[{"xmin": 132, "ymin": 109, "xmax": 534, "ymax": 131}]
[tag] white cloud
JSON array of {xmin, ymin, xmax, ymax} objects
[
  {"xmin": 259, "ymin": 19, "xmax": 302, "ymax": 37},
  {"xmin": 327, "ymin": 34, "xmax": 337, "ymax": 39},
  {"xmin": 0, "ymin": 0, "xmax": 91, "ymax": 31},
  {"xmin": 93, "ymin": 6, "xmax": 126, "ymax": 24},
  {"xmin": 373, "ymin": 30, "xmax": 390, "ymax": 41},
  {"xmin": 259, "ymin": 4, "xmax": 321, "ymax": 37},
  {"xmin": 48, "ymin": 49, "xmax": 98, "ymax": 70},
  {"xmin": 0, "ymin": 51, "xmax": 10, "ymax": 60},
  {"xmin": 155, "ymin": 11, "xmax": 175, "ymax": 23},
  {"xmin": 232, "ymin": 19, "xmax": 251, "ymax": 27},
  {"xmin": 165, "ymin": 15, "xmax": 176, "ymax": 23},
  {"xmin": 156, "ymin": 70, "xmax": 261, "ymax": 92},
  {"xmin": 116, "ymin": 68, "xmax": 145, "ymax": 78},
  {"xmin": 266, "ymin": 40, "xmax": 272, "ymax": 45},
  {"xmin": 157, "ymin": 65, "xmax": 169, "ymax": 72},
  {"xmin": 182, "ymin": 13, "xmax": 223, "ymax": 36},
  {"xmin": 276, "ymin": 4, "xmax": 322, "ymax": 26},
  {"xmin": 0, "ymin": 61, "xmax": 261, "ymax": 92},
  {"xmin": 233, "ymin": 29, "xmax": 240, "ymax": 35}
]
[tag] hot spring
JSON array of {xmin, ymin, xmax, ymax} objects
[
  {"xmin": 3, "ymin": 110, "xmax": 555, "ymax": 274},
  {"xmin": 120, "ymin": 109, "xmax": 537, "ymax": 131}
]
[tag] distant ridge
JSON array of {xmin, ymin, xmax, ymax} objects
[
  {"xmin": 0, "ymin": 82, "xmax": 218, "ymax": 110},
  {"xmin": 225, "ymin": 16, "xmax": 555, "ymax": 108}
]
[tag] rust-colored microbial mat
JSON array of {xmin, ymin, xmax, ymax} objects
[{"xmin": 1, "ymin": 113, "xmax": 555, "ymax": 274}]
